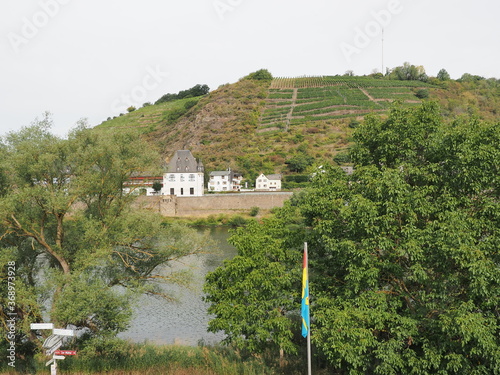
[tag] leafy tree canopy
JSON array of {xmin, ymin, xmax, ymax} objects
[
  {"xmin": 388, "ymin": 62, "xmax": 428, "ymax": 82},
  {"xmin": 204, "ymin": 102, "xmax": 500, "ymax": 373},
  {"xmin": 243, "ymin": 69, "xmax": 273, "ymax": 81},
  {"xmin": 437, "ymin": 68, "xmax": 451, "ymax": 81},
  {"xmin": 155, "ymin": 84, "xmax": 210, "ymax": 105},
  {"xmin": 0, "ymin": 114, "xmax": 210, "ymax": 358}
]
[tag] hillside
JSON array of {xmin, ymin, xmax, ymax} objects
[{"xmin": 94, "ymin": 73, "xmax": 500, "ymax": 182}]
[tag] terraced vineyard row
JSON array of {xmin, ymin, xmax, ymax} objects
[
  {"xmin": 270, "ymin": 76, "xmax": 435, "ymax": 89},
  {"xmin": 261, "ymin": 76, "xmax": 433, "ymax": 130}
]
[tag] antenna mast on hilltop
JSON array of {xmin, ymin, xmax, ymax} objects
[{"xmin": 381, "ymin": 28, "xmax": 385, "ymax": 75}]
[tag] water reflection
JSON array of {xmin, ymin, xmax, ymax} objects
[{"xmin": 119, "ymin": 227, "xmax": 237, "ymax": 346}]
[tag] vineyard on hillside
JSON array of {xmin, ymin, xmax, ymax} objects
[{"xmin": 260, "ymin": 76, "xmax": 434, "ymax": 130}]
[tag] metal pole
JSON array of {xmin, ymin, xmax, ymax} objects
[
  {"xmin": 382, "ymin": 28, "xmax": 385, "ymax": 75},
  {"xmin": 305, "ymin": 242, "xmax": 312, "ymax": 375},
  {"xmin": 307, "ymin": 330, "xmax": 312, "ymax": 375}
]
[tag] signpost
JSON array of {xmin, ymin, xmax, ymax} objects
[
  {"xmin": 55, "ymin": 350, "xmax": 77, "ymax": 356},
  {"xmin": 30, "ymin": 323, "xmax": 75, "ymax": 375}
]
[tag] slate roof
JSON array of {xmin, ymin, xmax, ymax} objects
[
  {"xmin": 266, "ymin": 174, "xmax": 282, "ymax": 181},
  {"xmin": 210, "ymin": 171, "xmax": 232, "ymax": 177},
  {"xmin": 167, "ymin": 150, "xmax": 204, "ymax": 173}
]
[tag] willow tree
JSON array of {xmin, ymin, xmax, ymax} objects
[{"xmin": 0, "ymin": 115, "xmax": 209, "ymax": 355}]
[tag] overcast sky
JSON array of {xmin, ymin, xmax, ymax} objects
[{"xmin": 1, "ymin": 0, "xmax": 499, "ymax": 137}]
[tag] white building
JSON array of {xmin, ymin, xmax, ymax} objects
[
  {"xmin": 255, "ymin": 173, "xmax": 282, "ymax": 191},
  {"xmin": 208, "ymin": 170, "xmax": 243, "ymax": 192},
  {"xmin": 124, "ymin": 175, "xmax": 163, "ymax": 196},
  {"xmin": 162, "ymin": 150, "xmax": 204, "ymax": 197}
]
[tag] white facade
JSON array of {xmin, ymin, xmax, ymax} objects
[
  {"xmin": 162, "ymin": 150, "xmax": 204, "ymax": 197},
  {"xmin": 124, "ymin": 175, "xmax": 163, "ymax": 196},
  {"xmin": 208, "ymin": 170, "xmax": 243, "ymax": 192},
  {"xmin": 255, "ymin": 173, "xmax": 282, "ymax": 191}
]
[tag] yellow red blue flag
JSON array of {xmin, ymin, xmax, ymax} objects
[{"xmin": 301, "ymin": 245, "xmax": 310, "ymax": 338}]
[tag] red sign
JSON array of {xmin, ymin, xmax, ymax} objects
[{"xmin": 54, "ymin": 350, "xmax": 77, "ymax": 356}]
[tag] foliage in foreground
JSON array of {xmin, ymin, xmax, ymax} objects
[
  {"xmin": 204, "ymin": 102, "xmax": 500, "ymax": 374},
  {"xmin": 0, "ymin": 116, "xmax": 211, "ymax": 363},
  {"xmin": 0, "ymin": 339, "xmax": 275, "ymax": 375}
]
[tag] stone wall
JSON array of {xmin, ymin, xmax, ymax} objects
[{"xmin": 137, "ymin": 192, "xmax": 293, "ymax": 217}]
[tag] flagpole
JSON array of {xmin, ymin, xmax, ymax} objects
[
  {"xmin": 307, "ymin": 329, "xmax": 312, "ymax": 375},
  {"xmin": 304, "ymin": 242, "xmax": 312, "ymax": 375}
]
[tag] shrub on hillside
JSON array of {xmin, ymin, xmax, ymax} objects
[
  {"xmin": 415, "ymin": 89, "xmax": 429, "ymax": 99},
  {"xmin": 244, "ymin": 69, "xmax": 273, "ymax": 81},
  {"xmin": 155, "ymin": 84, "xmax": 210, "ymax": 105}
]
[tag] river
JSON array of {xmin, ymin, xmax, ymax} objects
[{"xmin": 118, "ymin": 227, "xmax": 237, "ymax": 346}]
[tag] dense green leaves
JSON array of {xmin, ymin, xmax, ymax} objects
[
  {"xmin": 303, "ymin": 106, "xmax": 500, "ymax": 373},
  {"xmin": 204, "ymin": 102, "xmax": 500, "ymax": 373},
  {"xmin": 0, "ymin": 117, "xmax": 209, "ymax": 354},
  {"xmin": 204, "ymin": 210, "xmax": 305, "ymax": 355}
]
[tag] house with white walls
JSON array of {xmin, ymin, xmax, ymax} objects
[
  {"xmin": 162, "ymin": 150, "xmax": 204, "ymax": 196},
  {"xmin": 208, "ymin": 169, "xmax": 243, "ymax": 192},
  {"xmin": 123, "ymin": 174, "xmax": 163, "ymax": 196},
  {"xmin": 255, "ymin": 173, "xmax": 282, "ymax": 191}
]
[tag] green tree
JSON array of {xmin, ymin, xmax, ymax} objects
[
  {"xmin": 286, "ymin": 153, "xmax": 314, "ymax": 173},
  {"xmin": 204, "ymin": 103, "xmax": 500, "ymax": 373},
  {"xmin": 415, "ymin": 88, "xmax": 429, "ymax": 99},
  {"xmin": 243, "ymin": 69, "xmax": 273, "ymax": 81},
  {"xmin": 437, "ymin": 68, "xmax": 451, "ymax": 81},
  {"xmin": 389, "ymin": 62, "xmax": 428, "ymax": 82},
  {"xmin": 302, "ymin": 105, "xmax": 500, "ymax": 373},
  {"xmin": 152, "ymin": 181, "xmax": 163, "ymax": 193},
  {"xmin": 0, "ymin": 116, "xmax": 209, "ymax": 357},
  {"xmin": 204, "ymin": 211, "xmax": 305, "ymax": 355}
]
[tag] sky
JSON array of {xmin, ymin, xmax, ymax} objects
[{"xmin": 1, "ymin": 0, "xmax": 499, "ymax": 138}]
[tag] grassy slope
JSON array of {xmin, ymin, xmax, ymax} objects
[
  {"xmin": 93, "ymin": 75, "xmax": 500, "ymax": 180},
  {"xmin": 95, "ymin": 97, "xmax": 200, "ymax": 135}
]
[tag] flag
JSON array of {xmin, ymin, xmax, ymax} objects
[{"xmin": 301, "ymin": 244, "xmax": 310, "ymax": 338}]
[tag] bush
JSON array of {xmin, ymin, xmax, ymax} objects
[
  {"xmin": 285, "ymin": 174, "xmax": 310, "ymax": 183},
  {"xmin": 333, "ymin": 151, "xmax": 351, "ymax": 164},
  {"xmin": 244, "ymin": 69, "xmax": 273, "ymax": 81},
  {"xmin": 415, "ymin": 89, "xmax": 429, "ymax": 99},
  {"xmin": 349, "ymin": 118, "xmax": 361, "ymax": 128},
  {"xmin": 164, "ymin": 107, "xmax": 188, "ymax": 124},
  {"xmin": 228, "ymin": 215, "xmax": 248, "ymax": 226},
  {"xmin": 184, "ymin": 99, "xmax": 199, "ymax": 110},
  {"xmin": 127, "ymin": 106, "xmax": 136, "ymax": 113},
  {"xmin": 249, "ymin": 206, "xmax": 260, "ymax": 217}
]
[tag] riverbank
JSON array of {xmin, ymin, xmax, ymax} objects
[{"xmin": 1, "ymin": 342, "xmax": 276, "ymax": 375}]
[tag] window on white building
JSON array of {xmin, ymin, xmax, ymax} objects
[{"xmin": 169, "ymin": 174, "xmax": 175, "ymax": 182}]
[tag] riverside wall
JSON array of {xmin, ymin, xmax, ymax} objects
[{"xmin": 137, "ymin": 192, "xmax": 293, "ymax": 217}]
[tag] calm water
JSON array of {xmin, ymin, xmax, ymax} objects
[{"xmin": 119, "ymin": 227, "xmax": 237, "ymax": 346}]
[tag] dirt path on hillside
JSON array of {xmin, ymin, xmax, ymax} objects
[
  {"xmin": 284, "ymin": 88, "xmax": 298, "ymax": 130},
  {"xmin": 359, "ymin": 87, "xmax": 386, "ymax": 108},
  {"xmin": 359, "ymin": 87, "xmax": 376, "ymax": 102}
]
